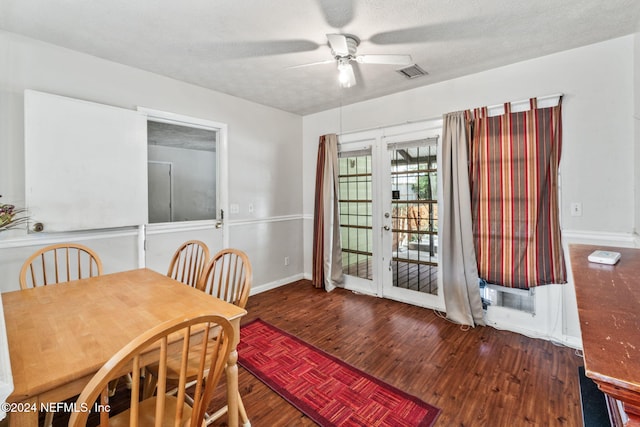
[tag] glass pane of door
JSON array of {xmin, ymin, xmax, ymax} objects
[
  {"xmin": 390, "ymin": 142, "xmax": 438, "ymax": 294},
  {"xmin": 338, "ymin": 150, "xmax": 373, "ymax": 281},
  {"xmin": 381, "ymin": 137, "xmax": 441, "ymax": 307}
]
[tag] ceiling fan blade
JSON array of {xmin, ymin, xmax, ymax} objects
[
  {"xmin": 318, "ymin": 0, "xmax": 354, "ymax": 28},
  {"xmin": 327, "ymin": 33, "xmax": 349, "ymax": 56},
  {"xmin": 355, "ymin": 54, "xmax": 413, "ymax": 65},
  {"xmin": 205, "ymin": 39, "xmax": 320, "ymax": 60},
  {"xmin": 285, "ymin": 59, "xmax": 336, "ymax": 69},
  {"xmin": 369, "ymin": 20, "xmax": 473, "ymax": 45}
]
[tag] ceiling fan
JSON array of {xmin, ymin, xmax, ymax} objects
[{"xmin": 290, "ymin": 33, "xmax": 413, "ymax": 88}]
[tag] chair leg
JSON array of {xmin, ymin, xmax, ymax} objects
[
  {"xmin": 204, "ymin": 392, "xmax": 250, "ymax": 426},
  {"xmin": 44, "ymin": 411, "xmax": 54, "ymax": 427},
  {"xmin": 108, "ymin": 378, "xmax": 119, "ymax": 397},
  {"xmin": 142, "ymin": 369, "xmax": 158, "ymax": 400},
  {"xmin": 237, "ymin": 391, "xmax": 251, "ymax": 427},
  {"xmin": 143, "ymin": 367, "xmax": 251, "ymax": 426}
]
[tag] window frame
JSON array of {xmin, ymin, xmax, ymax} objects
[{"xmin": 138, "ymin": 107, "xmax": 228, "ymax": 238}]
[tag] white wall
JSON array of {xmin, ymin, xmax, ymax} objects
[
  {"xmin": 148, "ymin": 145, "xmax": 217, "ymax": 222},
  {"xmin": 634, "ymin": 33, "xmax": 640, "ymax": 241},
  {"xmin": 303, "ymin": 35, "xmax": 639, "ymax": 347},
  {"xmin": 2, "ymin": 28, "xmax": 637, "ymax": 347},
  {"xmin": 0, "ymin": 30, "xmax": 304, "ymax": 293}
]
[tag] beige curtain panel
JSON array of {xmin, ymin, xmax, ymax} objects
[
  {"xmin": 441, "ymin": 111, "xmax": 485, "ymax": 327},
  {"xmin": 312, "ymin": 134, "xmax": 343, "ymax": 291}
]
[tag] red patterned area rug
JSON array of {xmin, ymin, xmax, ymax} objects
[{"xmin": 238, "ymin": 319, "xmax": 441, "ymax": 427}]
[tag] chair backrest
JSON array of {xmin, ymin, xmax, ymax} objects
[
  {"xmin": 197, "ymin": 248, "xmax": 252, "ymax": 309},
  {"xmin": 167, "ymin": 240, "xmax": 210, "ymax": 287},
  {"xmin": 68, "ymin": 313, "xmax": 234, "ymax": 427},
  {"xmin": 19, "ymin": 243, "xmax": 103, "ymax": 289}
]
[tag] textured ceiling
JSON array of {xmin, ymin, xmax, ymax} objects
[
  {"xmin": 148, "ymin": 121, "xmax": 216, "ymax": 152},
  {"xmin": 1, "ymin": 0, "xmax": 639, "ymax": 115}
]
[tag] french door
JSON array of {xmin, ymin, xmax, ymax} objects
[{"xmin": 338, "ymin": 122, "xmax": 444, "ymax": 310}]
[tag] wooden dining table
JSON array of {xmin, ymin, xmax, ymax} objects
[
  {"xmin": 2, "ymin": 268, "xmax": 247, "ymax": 427},
  {"xmin": 570, "ymin": 244, "xmax": 640, "ymax": 425}
]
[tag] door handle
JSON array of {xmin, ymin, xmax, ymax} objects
[
  {"xmin": 216, "ymin": 209, "xmax": 224, "ymax": 228},
  {"xmin": 383, "ymin": 225, "xmax": 390, "ymax": 231}
]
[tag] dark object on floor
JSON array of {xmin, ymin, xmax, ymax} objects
[{"xmin": 579, "ymin": 366, "xmax": 610, "ymax": 427}]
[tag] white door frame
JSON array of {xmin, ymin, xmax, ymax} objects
[
  {"xmin": 137, "ymin": 107, "xmax": 229, "ymax": 267},
  {"xmin": 380, "ymin": 127, "xmax": 444, "ymax": 310},
  {"xmin": 339, "ymin": 119, "xmax": 444, "ymax": 311}
]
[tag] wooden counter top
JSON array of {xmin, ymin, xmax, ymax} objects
[{"xmin": 570, "ymin": 244, "xmax": 640, "ymax": 425}]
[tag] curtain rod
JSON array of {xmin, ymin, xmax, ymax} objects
[
  {"xmin": 338, "ymin": 92, "xmax": 564, "ymax": 137},
  {"xmin": 484, "ymin": 92, "xmax": 563, "ymax": 113}
]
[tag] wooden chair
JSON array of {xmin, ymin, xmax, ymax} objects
[
  {"xmin": 19, "ymin": 243, "xmax": 104, "ymax": 427},
  {"xmin": 167, "ymin": 240, "xmax": 210, "ymax": 287},
  {"xmin": 146, "ymin": 248, "xmax": 253, "ymax": 426},
  {"xmin": 197, "ymin": 248, "xmax": 252, "ymax": 425},
  {"xmin": 19, "ymin": 242, "xmax": 103, "ymax": 289},
  {"xmin": 197, "ymin": 248, "xmax": 252, "ymax": 309},
  {"xmin": 68, "ymin": 314, "xmax": 234, "ymax": 427}
]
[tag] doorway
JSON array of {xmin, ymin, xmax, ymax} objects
[
  {"xmin": 138, "ymin": 107, "xmax": 229, "ymax": 273},
  {"xmin": 146, "ymin": 120, "xmax": 218, "ymax": 223},
  {"xmin": 148, "ymin": 161, "xmax": 173, "ymax": 223},
  {"xmin": 338, "ymin": 122, "xmax": 444, "ymax": 309}
]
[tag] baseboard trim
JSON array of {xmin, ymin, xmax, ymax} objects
[
  {"xmin": 562, "ymin": 229, "xmax": 637, "ymax": 247},
  {"xmin": 250, "ymin": 273, "xmax": 306, "ymax": 295},
  {"xmin": 561, "ymin": 335, "xmax": 583, "ymax": 350},
  {"xmin": 485, "ymin": 315, "xmax": 583, "ymax": 350}
]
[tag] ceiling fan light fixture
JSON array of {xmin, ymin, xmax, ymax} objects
[
  {"xmin": 337, "ymin": 59, "xmax": 354, "ymax": 88},
  {"xmin": 294, "ymin": 33, "xmax": 412, "ymax": 89}
]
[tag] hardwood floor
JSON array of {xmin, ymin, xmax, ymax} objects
[
  {"xmin": 348, "ymin": 258, "xmax": 439, "ymax": 294},
  {"xmin": 42, "ymin": 279, "xmax": 584, "ymax": 426},
  {"xmin": 206, "ymin": 279, "xmax": 584, "ymax": 427}
]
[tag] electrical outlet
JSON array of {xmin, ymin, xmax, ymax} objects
[
  {"xmin": 284, "ymin": 256, "xmax": 290, "ymax": 266},
  {"xmin": 570, "ymin": 202, "xmax": 582, "ymax": 217},
  {"xmin": 248, "ymin": 203, "xmax": 254, "ymax": 213}
]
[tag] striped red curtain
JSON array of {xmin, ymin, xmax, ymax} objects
[
  {"xmin": 312, "ymin": 136, "xmax": 328, "ymax": 289},
  {"xmin": 467, "ymin": 98, "xmax": 566, "ymax": 289}
]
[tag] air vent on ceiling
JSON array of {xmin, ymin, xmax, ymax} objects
[{"xmin": 396, "ymin": 64, "xmax": 428, "ymax": 79}]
